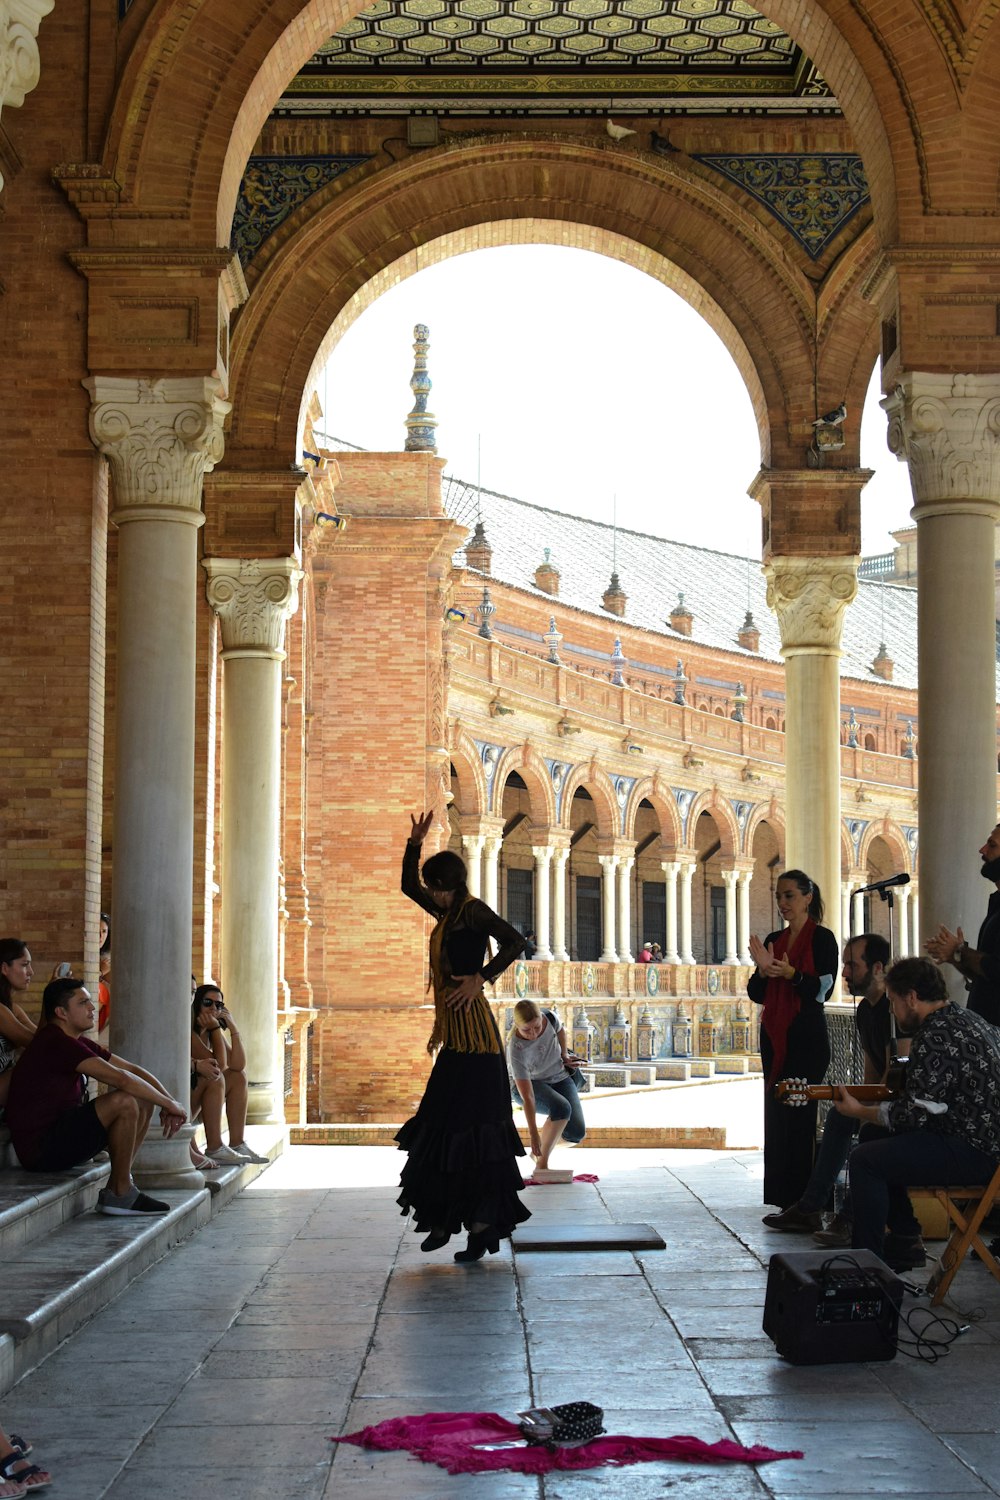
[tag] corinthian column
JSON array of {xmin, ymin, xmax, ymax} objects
[
  {"xmin": 551, "ymin": 846, "xmax": 570, "ymax": 960},
  {"xmin": 883, "ymin": 375, "xmax": 1000, "ymax": 963},
  {"xmin": 661, "ymin": 861, "xmax": 680, "ymax": 963},
  {"xmin": 765, "ymin": 556, "xmax": 858, "ymax": 949},
  {"xmin": 86, "ymin": 375, "xmax": 229, "ymax": 1188},
  {"xmin": 597, "ymin": 854, "xmax": 619, "ymax": 963},
  {"xmin": 616, "ymin": 856, "xmax": 635, "ymax": 963},
  {"xmin": 531, "ymin": 845, "xmax": 554, "ymax": 960},
  {"xmin": 0, "ymin": 1, "xmax": 54, "ymax": 193},
  {"xmin": 204, "ymin": 558, "xmax": 302, "ymax": 1122},
  {"xmin": 721, "ymin": 868, "xmax": 740, "ymax": 965}
]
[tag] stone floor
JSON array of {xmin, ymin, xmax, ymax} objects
[{"xmin": 6, "ymin": 1142, "xmax": 1000, "ymax": 1499}]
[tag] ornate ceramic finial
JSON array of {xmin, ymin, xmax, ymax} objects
[
  {"xmin": 404, "ymin": 323, "xmax": 437, "ymax": 452},
  {"xmin": 477, "ymin": 584, "xmax": 496, "ymax": 640},
  {"xmin": 611, "ymin": 636, "xmax": 626, "ymax": 687},
  {"xmin": 845, "ymin": 706, "xmax": 859, "ymax": 748},
  {"xmin": 673, "ymin": 659, "xmax": 687, "ymax": 706},
  {"xmin": 544, "ymin": 615, "xmax": 562, "ymax": 664},
  {"xmin": 732, "ymin": 682, "xmax": 747, "ymax": 723},
  {"xmin": 902, "ymin": 719, "xmax": 916, "ymax": 759}
]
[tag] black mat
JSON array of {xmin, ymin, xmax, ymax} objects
[{"xmin": 511, "ymin": 1222, "xmax": 665, "ymax": 1252}]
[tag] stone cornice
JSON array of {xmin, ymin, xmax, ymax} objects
[
  {"xmin": 69, "ymin": 247, "xmax": 238, "ymax": 276},
  {"xmin": 84, "ymin": 376, "xmax": 230, "ymax": 520},
  {"xmin": 882, "ymin": 373, "xmax": 1000, "ymax": 516},
  {"xmin": 0, "ymin": 0, "xmax": 53, "ymax": 192},
  {"xmin": 764, "ymin": 556, "xmax": 859, "ymax": 657},
  {"xmin": 203, "ymin": 557, "xmax": 302, "ymax": 658}
]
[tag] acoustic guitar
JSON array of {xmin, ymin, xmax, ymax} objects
[{"xmin": 775, "ymin": 1077, "xmax": 894, "ymax": 1107}]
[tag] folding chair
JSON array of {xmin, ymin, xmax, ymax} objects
[{"xmin": 921, "ymin": 1163, "xmax": 1000, "ymax": 1305}]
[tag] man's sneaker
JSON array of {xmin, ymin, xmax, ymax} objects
[
  {"xmin": 97, "ymin": 1186, "xmax": 169, "ymax": 1216},
  {"xmin": 206, "ymin": 1143, "xmax": 246, "ymax": 1165},
  {"xmin": 813, "ymin": 1212, "xmax": 853, "ymax": 1249},
  {"xmin": 882, "ymin": 1233, "xmax": 926, "ymax": 1271},
  {"xmin": 231, "ymin": 1141, "xmax": 269, "ymax": 1165}
]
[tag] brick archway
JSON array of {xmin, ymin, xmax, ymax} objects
[{"xmin": 226, "ymin": 138, "xmax": 880, "ymax": 470}]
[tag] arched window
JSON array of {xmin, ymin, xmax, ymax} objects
[{"xmin": 864, "ymin": 733, "xmax": 876, "ymax": 751}]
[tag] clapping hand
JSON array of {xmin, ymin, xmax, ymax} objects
[
  {"xmin": 925, "ymin": 924, "xmax": 963, "ymax": 964},
  {"xmin": 749, "ymin": 934, "xmax": 792, "ymax": 979},
  {"xmin": 409, "ymin": 810, "xmax": 434, "ymax": 844}
]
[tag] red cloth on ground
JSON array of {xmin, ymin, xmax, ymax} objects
[
  {"xmin": 331, "ymin": 1411, "xmax": 803, "ymax": 1476},
  {"xmin": 761, "ymin": 918, "xmax": 817, "ymax": 1088}
]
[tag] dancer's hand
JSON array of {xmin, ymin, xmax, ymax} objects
[
  {"xmin": 926, "ymin": 924, "xmax": 963, "ymax": 964},
  {"xmin": 444, "ymin": 974, "xmax": 484, "ymax": 1010},
  {"xmin": 409, "ymin": 810, "xmax": 434, "ymax": 844}
]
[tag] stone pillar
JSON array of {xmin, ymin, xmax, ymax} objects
[
  {"xmin": 462, "ymin": 835, "xmax": 484, "ymax": 898},
  {"xmin": 616, "ymin": 856, "xmax": 635, "ymax": 963},
  {"xmin": 884, "ymin": 375, "xmax": 1000, "ymax": 966},
  {"xmin": 678, "ymin": 860, "xmax": 696, "ymax": 965},
  {"xmin": 736, "ymin": 867, "xmax": 753, "ymax": 965},
  {"xmin": 0, "ymin": 1, "xmax": 53, "ymax": 194},
  {"xmin": 531, "ymin": 845, "xmax": 554, "ymax": 960},
  {"xmin": 597, "ymin": 854, "xmax": 619, "ymax": 963},
  {"xmin": 552, "ymin": 847, "xmax": 570, "ymax": 961},
  {"xmin": 895, "ymin": 884, "xmax": 911, "ymax": 961},
  {"xmin": 482, "ymin": 833, "xmax": 501, "ymax": 913},
  {"xmin": 661, "ymin": 860, "xmax": 680, "ymax": 964},
  {"xmin": 86, "ymin": 375, "xmax": 229, "ymax": 1188},
  {"xmin": 840, "ymin": 880, "xmax": 854, "ymax": 944},
  {"xmin": 721, "ymin": 868, "xmax": 740, "ymax": 965},
  {"xmin": 764, "ymin": 556, "xmax": 858, "ymax": 952},
  {"xmin": 204, "ymin": 558, "xmax": 301, "ymax": 1123},
  {"xmin": 909, "ymin": 881, "xmax": 920, "ymax": 955}
]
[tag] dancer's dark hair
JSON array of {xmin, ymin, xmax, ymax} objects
[{"xmin": 778, "ymin": 869, "xmax": 824, "ymax": 923}]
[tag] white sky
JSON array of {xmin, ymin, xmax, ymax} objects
[{"xmin": 319, "ymin": 245, "xmax": 913, "ymax": 559}]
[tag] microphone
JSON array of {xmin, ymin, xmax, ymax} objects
[{"xmin": 856, "ymin": 873, "xmax": 911, "ymax": 893}]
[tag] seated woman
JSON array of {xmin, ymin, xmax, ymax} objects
[
  {"xmin": 191, "ymin": 985, "xmax": 268, "ymax": 1165},
  {"xmin": 507, "ymin": 1000, "xmax": 586, "ymax": 1171},
  {"xmin": 0, "ymin": 940, "xmax": 38, "ymax": 1114}
]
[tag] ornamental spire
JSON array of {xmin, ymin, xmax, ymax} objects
[{"xmin": 404, "ymin": 323, "xmax": 437, "ymax": 452}]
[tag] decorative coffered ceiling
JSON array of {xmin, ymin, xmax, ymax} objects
[{"xmin": 274, "ymin": 0, "xmax": 835, "ymax": 117}]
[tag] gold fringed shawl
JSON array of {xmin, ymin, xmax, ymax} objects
[{"xmin": 426, "ymin": 898, "xmax": 501, "ymax": 1056}]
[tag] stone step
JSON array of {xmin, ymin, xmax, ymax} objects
[{"xmin": 0, "ymin": 1128, "xmax": 285, "ymax": 1397}]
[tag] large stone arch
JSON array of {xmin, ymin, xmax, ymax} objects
[
  {"xmin": 685, "ymin": 791, "xmax": 741, "ymax": 862},
  {"xmin": 227, "ymin": 140, "xmax": 835, "ymax": 469},
  {"xmin": 622, "ymin": 777, "xmax": 683, "ymax": 852},
  {"xmin": 857, "ymin": 816, "xmax": 911, "ymax": 875},
  {"xmin": 447, "ymin": 729, "xmax": 487, "ymax": 821},
  {"xmin": 100, "ymin": 2, "xmax": 908, "ymax": 248},
  {"xmin": 492, "ymin": 744, "xmax": 557, "ymax": 829},
  {"xmin": 746, "ymin": 801, "xmax": 787, "ymax": 865},
  {"xmin": 559, "ymin": 763, "xmax": 619, "ymax": 842}
]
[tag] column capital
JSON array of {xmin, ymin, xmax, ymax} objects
[
  {"xmin": 85, "ymin": 375, "xmax": 230, "ymax": 524},
  {"xmin": 531, "ymin": 844, "xmax": 555, "ymax": 865},
  {"xmin": 720, "ymin": 868, "xmax": 740, "ymax": 888},
  {"xmin": 0, "ymin": 2, "xmax": 53, "ymax": 190},
  {"xmin": 764, "ymin": 555, "xmax": 858, "ymax": 657},
  {"xmin": 882, "ymin": 372, "xmax": 1000, "ymax": 519},
  {"xmin": 203, "ymin": 557, "xmax": 302, "ymax": 659},
  {"xmin": 661, "ymin": 860, "xmax": 680, "ymax": 878},
  {"xmin": 597, "ymin": 852, "xmax": 620, "ymax": 872}
]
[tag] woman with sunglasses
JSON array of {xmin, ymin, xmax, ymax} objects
[
  {"xmin": 190, "ymin": 985, "xmax": 268, "ymax": 1166},
  {"xmin": 396, "ymin": 810, "xmax": 530, "ymax": 1263}
]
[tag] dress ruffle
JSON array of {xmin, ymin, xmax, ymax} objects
[{"xmin": 396, "ymin": 1045, "xmax": 531, "ymax": 1239}]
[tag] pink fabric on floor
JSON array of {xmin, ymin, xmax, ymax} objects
[{"xmin": 331, "ymin": 1411, "xmax": 803, "ymax": 1476}]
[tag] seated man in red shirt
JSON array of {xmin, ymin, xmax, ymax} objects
[{"xmin": 5, "ymin": 976, "xmax": 187, "ymax": 1216}]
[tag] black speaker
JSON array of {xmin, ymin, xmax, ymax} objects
[{"xmin": 762, "ymin": 1249, "xmax": 902, "ymax": 1364}]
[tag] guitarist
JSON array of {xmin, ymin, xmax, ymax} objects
[
  {"xmin": 762, "ymin": 933, "xmax": 892, "ymax": 1241},
  {"xmin": 835, "ymin": 957, "xmax": 1000, "ymax": 1270}
]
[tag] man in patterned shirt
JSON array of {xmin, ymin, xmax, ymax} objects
[{"xmin": 835, "ymin": 956, "xmax": 1000, "ymax": 1266}]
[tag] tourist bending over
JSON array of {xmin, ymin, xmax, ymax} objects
[
  {"xmin": 748, "ymin": 869, "xmax": 837, "ymax": 1215},
  {"xmin": 396, "ymin": 810, "xmax": 530, "ymax": 1263},
  {"xmin": 5, "ymin": 977, "xmax": 186, "ymax": 1216},
  {"xmin": 508, "ymin": 1001, "xmax": 586, "ymax": 1170},
  {"xmin": 191, "ymin": 986, "xmax": 268, "ymax": 1164},
  {"xmin": 0, "ymin": 941, "xmax": 37, "ymax": 1113}
]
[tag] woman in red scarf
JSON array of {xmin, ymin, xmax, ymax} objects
[{"xmin": 748, "ymin": 870, "xmax": 837, "ymax": 1222}]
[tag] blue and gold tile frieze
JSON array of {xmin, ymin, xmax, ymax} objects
[
  {"xmin": 231, "ymin": 155, "xmax": 373, "ymax": 268},
  {"xmin": 694, "ymin": 153, "xmax": 869, "ymax": 260}
]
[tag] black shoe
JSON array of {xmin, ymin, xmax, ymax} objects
[
  {"xmin": 882, "ymin": 1234, "xmax": 926, "ymax": 1271},
  {"xmin": 454, "ymin": 1229, "xmax": 498, "ymax": 1263},
  {"xmin": 762, "ymin": 1204, "xmax": 823, "ymax": 1232},
  {"xmin": 420, "ymin": 1229, "xmax": 451, "ymax": 1252}
]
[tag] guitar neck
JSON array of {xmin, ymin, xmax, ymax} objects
[{"xmin": 786, "ymin": 1084, "xmax": 892, "ymax": 1102}]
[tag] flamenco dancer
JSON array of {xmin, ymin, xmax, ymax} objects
[
  {"xmin": 747, "ymin": 869, "xmax": 838, "ymax": 1223},
  {"xmin": 396, "ymin": 810, "xmax": 531, "ymax": 1263}
]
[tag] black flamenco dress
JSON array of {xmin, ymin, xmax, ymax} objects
[{"xmin": 396, "ymin": 841, "xmax": 531, "ymax": 1244}]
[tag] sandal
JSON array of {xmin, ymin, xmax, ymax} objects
[
  {"xmin": 0, "ymin": 1454, "xmax": 51, "ymax": 1492},
  {"xmin": 7, "ymin": 1442, "xmax": 30, "ymax": 1459},
  {"xmin": 0, "ymin": 1479, "xmax": 25, "ymax": 1498}
]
